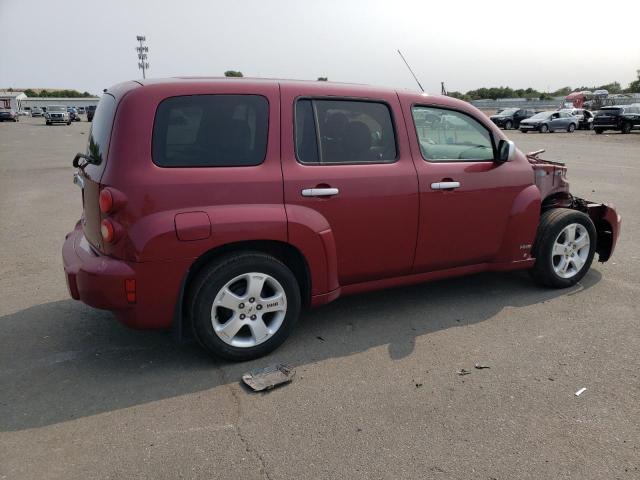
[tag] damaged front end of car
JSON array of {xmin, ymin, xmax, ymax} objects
[{"xmin": 527, "ymin": 149, "xmax": 621, "ymax": 262}]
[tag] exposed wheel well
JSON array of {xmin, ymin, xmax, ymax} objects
[
  {"xmin": 174, "ymin": 240, "xmax": 311, "ymax": 340},
  {"xmin": 540, "ymin": 196, "xmax": 614, "ymax": 262}
]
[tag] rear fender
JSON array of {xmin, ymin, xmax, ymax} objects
[{"xmin": 285, "ymin": 205, "xmax": 339, "ymax": 296}]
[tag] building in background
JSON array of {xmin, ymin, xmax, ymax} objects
[
  {"xmin": 0, "ymin": 91, "xmax": 27, "ymax": 110},
  {"xmin": 0, "ymin": 91, "xmax": 99, "ymax": 111}
]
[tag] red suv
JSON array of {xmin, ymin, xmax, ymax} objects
[{"xmin": 63, "ymin": 78, "xmax": 621, "ymax": 361}]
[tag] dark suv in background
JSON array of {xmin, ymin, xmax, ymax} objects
[
  {"xmin": 489, "ymin": 108, "xmax": 536, "ymax": 130},
  {"xmin": 593, "ymin": 105, "xmax": 640, "ymax": 134}
]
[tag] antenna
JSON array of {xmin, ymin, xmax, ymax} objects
[{"xmin": 397, "ymin": 49, "xmax": 424, "ymax": 92}]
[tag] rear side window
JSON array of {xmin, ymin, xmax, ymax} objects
[
  {"xmin": 412, "ymin": 106, "xmax": 494, "ymax": 162},
  {"xmin": 87, "ymin": 93, "xmax": 117, "ymax": 165},
  {"xmin": 295, "ymin": 99, "xmax": 397, "ymax": 164},
  {"xmin": 153, "ymin": 95, "xmax": 268, "ymax": 167}
]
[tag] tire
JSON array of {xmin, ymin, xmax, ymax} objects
[
  {"xmin": 539, "ymin": 124, "xmax": 549, "ymax": 133},
  {"xmin": 595, "ymin": 128, "xmax": 603, "ymax": 134},
  {"xmin": 586, "ymin": 122, "xmax": 593, "ymax": 130},
  {"xmin": 621, "ymin": 122, "xmax": 632, "ymax": 134},
  {"xmin": 520, "ymin": 129, "xmax": 528, "ymax": 133},
  {"xmin": 530, "ymin": 209, "xmax": 596, "ymax": 288},
  {"xmin": 504, "ymin": 120, "xmax": 513, "ymax": 130},
  {"xmin": 567, "ymin": 123, "xmax": 575, "ymax": 133},
  {"xmin": 188, "ymin": 252, "xmax": 302, "ymax": 361},
  {"xmin": 46, "ymin": 121, "xmax": 51, "ymax": 125},
  {"xmin": 67, "ymin": 121, "xmax": 71, "ymax": 126}
]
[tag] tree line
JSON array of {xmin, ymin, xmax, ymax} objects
[
  {"xmin": 22, "ymin": 89, "xmax": 94, "ymax": 98},
  {"xmin": 449, "ymin": 73, "xmax": 640, "ymax": 101}
]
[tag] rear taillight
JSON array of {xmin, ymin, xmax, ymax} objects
[
  {"xmin": 99, "ymin": 189, "xmax": 114, "ymax": 214},
  {"xmin": 100, "ymin": 219, "xmax": 115, "ymax": 243},
  {"xmin": 125, "ymin": 279, "xmax": 136, "ymax": 303}
]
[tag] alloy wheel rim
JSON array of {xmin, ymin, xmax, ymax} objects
[
  {"xmin": 551, "ymin": 223, "xmax": 590, "ymax": 279},
  {"xmin": 211, "ymin": 272, "xmax": 287, "ymax": 348}
]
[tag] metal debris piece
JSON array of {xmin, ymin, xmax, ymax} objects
[
  {"xmin": 242, "ymin": 364, "xmax": 295, "ymax": 392},
  {"xmin": 457, "ymin": 368, "xmax": 471, "ymax": 376},
  {"xmin": 575, "ymin": 387, "xmax": 587, "ymax": 397},
  {"xmin": 474, "ymin": 363, "xmax": 491, "ymax": 370}
]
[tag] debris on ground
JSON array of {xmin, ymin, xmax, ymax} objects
[
  {"xmin": 316, "ymin": 336, "xmax": 325, "ymax": 342},
  {"xmin": 575, "ymin": 387, "xmax": 587, "ymax": 397},
  {"xmin": 415, "ymin": 382, "xmax": 423, "ymax": 388},
  {"xmin": 456, "ymin": 368, "xmax": 471, "ymax": 376},
  {"xmin": 242, "ymin": 364, "xmax": 295, "ymax": 392},
  {"xmin": 474, "ymin": 363, "xmax": 490, "ymax": 370}
]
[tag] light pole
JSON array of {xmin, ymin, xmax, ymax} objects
[{"xmin": 136, "ymin": 35, "xmax": 149, "ymax": 79}]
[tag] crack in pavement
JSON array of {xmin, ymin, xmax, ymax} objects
[{"xmin": 219, "ymin": 366, "xmax": 273, "ymax": 480}]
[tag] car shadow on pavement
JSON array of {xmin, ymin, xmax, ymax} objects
[{"xmin": 0, "ymin": 268, "xmax": 601, "ymax": 432}]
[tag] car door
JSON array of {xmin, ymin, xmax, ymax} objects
[
  {"xmin": 400, "ymin": 99, "xmax": 534, "ymax": 272},
  {"xmin": 513, "ymin": 109, "xmax": 525, "ymax": 127},
  {"xmin": 280, "ymin": 84, "xmax": 419, "ymax": 286},
  {"xmin": 549, "ymin": 112, "xmax": 562, "ymax": 131}
]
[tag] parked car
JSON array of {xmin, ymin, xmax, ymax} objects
[
  {"xmin": 0, "ymin": 108, "xmax": 19, "ymax": 122},
  {"xmin": 77, "ymin": 106, "xmax": 86, "ymax": 114},
  {"xmin": 489, "ymin": 108, "xmax": 536, "ymax": 130},
  {"xmin": 45, "ymin": 105, "xmax": 71, "ymax": 125},
  {"xmin": 519, "ymin": 111, "xmax": 578, "ymax": 133},
  {"xmin": 593, "ymin": 105, "xmax": 640, "ymax": 134},
  {"xmin": 31, "ymin": 107, "xmax": 44, "ymax": 117},
  {"xmin": 559, "ymin": 108, "xmax": 594, "ymax": 130},
  {"xmin": 63, "ymin": 78, "xmax": 621, "ymax": 361},
  {"xmin": 86, "ymin": 105, "xmax": 96, "ymax": 121},
  {"xmin": 67, "ymin": 107, "xmax": 81, "ymax": 122}
]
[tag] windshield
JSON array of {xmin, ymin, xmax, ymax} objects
[
  {"xmin": 528, "ymin": 112, "xmax": 550, "ymax": 120},
  {"xmin": 48, "ymin": 106, "xmax": 65, "ymax": 112},
  {"xmin": 496, "ymin": 108, "xmax": 517, "ymax": 116}
]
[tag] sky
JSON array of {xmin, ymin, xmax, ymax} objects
[{"xmin": 0, "ymin": 0, "xmax": 638, "ymax": 96}]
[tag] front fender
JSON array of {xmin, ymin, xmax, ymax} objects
[{"xmin": 494, "ymin": 185, "xmax": 541, "ymax": 263}]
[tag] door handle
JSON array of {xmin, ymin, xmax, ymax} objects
[
  {"xmin": 301, "ymin": 187, "xmax": 339, "ymax": 197},
  {"xmin": 430, "ymin": 181, "xmax": 460, "ymax": 190}
]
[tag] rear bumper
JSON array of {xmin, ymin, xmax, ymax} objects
[
  {"xmin": 62, "ymin": 225, "xmax": 189, "ymax": 329},
  {"xmin": 584, "ymin": 200, "xmax": 621, "ymax": 262}
]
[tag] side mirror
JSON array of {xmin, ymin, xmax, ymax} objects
[{"xmin": 497, "ymin": 139, "xmax": 515, "ymax": 163}]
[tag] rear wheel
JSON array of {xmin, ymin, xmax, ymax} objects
[
  {"xmin": 188, "ymin": 252, "xmax": 301, "ymax": 361},
  {"xmin": 539, "ymin": 124, "xmax": 549, "ymax": 133},
  {"xmin": 567, "ymin": 123, "xmax": 576, "ymax": 132},
  {"xmin": 520, "ymin": 129, "xmax": 528, "ymax": 133},
  {"xmin": 621, "ymin": 122, "xmax": 632, "ymax": 134},
  {"xmin": 530, "ymin": 209, "xmax": 596, "ymax": 288},
  {"xmin": 504, "ymin": 120, "xmax": 513, "ymax": 130},
  {"xmin": 595, "ymin": 128, "xmax": 603, "ymax": 134}
]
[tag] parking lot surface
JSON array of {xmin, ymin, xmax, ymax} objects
[{"xmin": 1, "ymin": 118, "xmax": 639, "ymax": 479}]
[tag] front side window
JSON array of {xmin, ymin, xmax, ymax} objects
[
  {"xmin": 153, "ymin": 94, "xmax": 268, "ymax": 167},
  {"xmin": 411, "ymin": 106, "xmax": 494, "ymax": 162},
  {"xmin": 295, "ymin": 99, "xmax": 397, "ymax": 164}
]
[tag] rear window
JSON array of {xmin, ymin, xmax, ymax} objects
[
  {"xmin": 152, "ymin": 94, "xmax": 268, "ymax": 167},
  {"xmin": 87, "ymin": 94, "xmax": 117, "ymax": 165}
]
